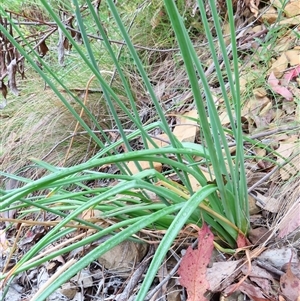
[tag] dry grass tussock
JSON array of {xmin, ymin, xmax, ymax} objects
[
  {"xmin": 0, "ymin": 76, "xmax": 112, "ymax": 186},
  {"xmin": 0, "ymin": 63, "xmax": 164, "ymax": 186}
]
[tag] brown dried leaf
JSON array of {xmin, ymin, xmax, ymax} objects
[
  {"xmin": 285, "ymin": 50, "xmax": 300, "ymax": 66},
  {"xmin": 69, "ymin": 21, "xmax": 76, "ymax": 38},
  {"xmin": 280, "ymin": 261, "xmax": 300, "ymax": 301},
  {"xmin": 284, "ymin": 0, "xmax": 300, "ymax": 17},
  {"xmin": 63, "ymin": 37, "xmax": 71, "ymax": 50},
  {"xmin": 59, "ymin": 282, "xmax": 77, "ymax": 299},
  {"xmin": 188, "ymin": 171, "xmax": 213, "ymax": 191},
  {"xmin": 206, "ymin": 260, "xmax": 241, "ymax": 292},
  {"xmin": 18, "ymin": 57, "xmax": 26, "ymax": 79},
  {"xmin": 97, "ymin": 240, "xmax": 148, "ymax": 274},
  {"xmin": 269, "ymin": 54, "xmax": 289, "ymax": 78},
  {"xmin": 126, "ymin": 160, "xmax": 162, "ymax": 174},
  {"xmin": 173, "ymin": 110, "xmax": 198, "ymax": 143},
  {"xmin": 236, "ymin": 232, "xmax": 250, "ymax": 248},
  {"xmin": 39, "ymin": 40, "xmax": 49, "ymax": 57},
  {"xmin": 261, "ymin": 6, "xmax": 278, "ymax": 24},
  {"xmin": 0, "ymin": 80, "xmax": 8, "ymax": 99},
  {"xmin": 248, "ymin": 227, "xmax": 272, "ymax": 245},
  {"xmin": 0, "ymin": 48, "xmax": 7, "ymax": 76},
  {"xmin": 279, "ymin": 15, "xmax": 300, "ymax": 25},
  {"xmin": 238, "ymin": 281, "xmax": 270, "ymax": 301}
]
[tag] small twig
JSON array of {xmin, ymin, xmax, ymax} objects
[
  {"xmin": 227, "ymin": 125, "xmax": 300, "ymax": 147},
  {"xmin": 256, "ymin": 260, "xmax": 284, "ymax": 277}
]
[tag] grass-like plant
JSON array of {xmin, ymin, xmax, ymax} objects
[{"xmin": 0, "ymin": 0, "xmax": 250, "ymax": 299}]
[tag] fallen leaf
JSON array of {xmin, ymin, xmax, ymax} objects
[
  {"xmin": 256, "ymin": 191, "xmax": 280, "ymax": 213},
  {"xmin": 148, "ymin": 133, "xmax": 170, "ymax": 148},
  {"xmin": 126, "ymin": 160, "xmax": 162, "ymax": 174},
  {"xmin": 71, "ymin": 269, "xmax": 93, "ymax": 288},
  {"xmin": 236, "ymin": 232, "xmax": 250, "ymax": 248},
  {"xmin": 178, "ymin": 223, "xmax": 214, "ymax": 301},
  {"xmin": 268, "ymin": 72, "xmax": 293, "ymax": 101},
  {"xmin": 276, "ymin": 137, "xmax": 297, "ymax": 164},
  {"xmin": 248, "ymin": 194, "xmax": 261, "ymax": 215},
  {"xmin": 188, "ymin": 171, "xmax": 213, "ymax": 191},
  {"xmin": 261, "ymin": 6, "xmax": 278, "ymax": 24},
  {"xmin": 280, "ymin": 261, "xmax": 300, "ymax": 301},
  {"xmin": 248, "ymin": 227, "xmax": 272, "ymax": 245},
  {"xmin": 98, "ymin": 240, "xmax": 148, "ymax": 275},
  {"xmin": 206, "ymin": 260, "xmax": 241, "ymax": 292},
  {"xmin": 238, "ymin": 281, "xmax": 270, "ymax": 301},
  {"xmin": 285, "ymin": 51, "xmax": 300, "ymax": 67},
  {"xmin": 283, "ymin": 261, "xmax": 300, "ymax": 280},
  {"xmin": 173, "ymin": 110, "xmax": 199, "ymax": 143},
  {"xmin": 278, "ymin": 201, "xmax": 300, "ymax": 238},
  {"xmin": 279, "ymin": 15, "xmax": 300, "ymax": 25},
  {"xmin": 284, "ymin": 0, "xmax": 300, "ymax": 17},
  {"xmin": 269, "ymin": 53, "xmax": 289, "ymax": 78},
  {"xmin": 274, "ymin": 35, "xmax": 297, "ymax": 52},
  {"xmin": 0, "ymin": 80, "xmax": 8, "ymax": 99},
  {"xmin": 275, "ymin": 137, "xmax": 299, "ymax": 180},
  {"xmin": 39, "ymin": 40, "xmax": 49, "ymax": 57},
  {"xmin": 59, "ymin": 282, "xmax": 77, "ymax": 299},
  {"xmin": 283, "ymin": 65, "xmax": 300, "ymax": 84}
]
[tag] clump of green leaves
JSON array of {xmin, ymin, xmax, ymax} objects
[{"xmin": 0, "ymin": 0, "xmax": 249, "ymax": 299}]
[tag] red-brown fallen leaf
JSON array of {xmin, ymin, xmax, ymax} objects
[
  {"xmin": 236, "ymin": 232, "xmax": 251, "ymax": 248},
  {"xmin": 237, "ymin": 281, "xmax": 271, "ymax": 301},
  {"xmin": 280, "ymin": 261, "xmax": 300, "ymax": 301},
  {"xmin": 178, "ymin": 223, "xmax": 214, "ymax": 301},
  {"xmin": 224, "ymin": 276, "xmax": 276, "ymax": 300},
  {"xmin": 268, "ymin": 72, "xmax": 293, "ymax": 101}
]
